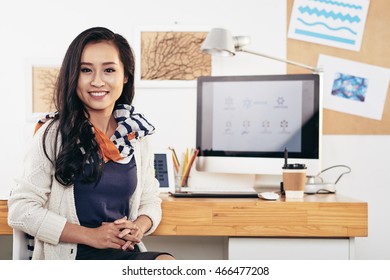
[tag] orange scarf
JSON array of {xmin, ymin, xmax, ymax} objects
[
  {"xmin": 93, "ymin": 125, "xmax": 135, "ymax": 162},
  {"xmin": 34, "ymin": 104, "xmax": 155, "ymax": 164}
]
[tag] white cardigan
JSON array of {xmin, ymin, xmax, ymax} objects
[{"xmin": 8, "ymin": 121, "xmax": 162, "ymax": 259}]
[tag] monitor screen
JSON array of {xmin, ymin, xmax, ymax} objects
[{"xmin": 196, "ymin": 74, "xmax": 321, "ymax": 176}]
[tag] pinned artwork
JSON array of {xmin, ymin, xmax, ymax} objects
[
  {"xmin": 318, "ymin": 54, "xmax": 390, "ymax": 120},
  {"xmin": 331, "ymin": 73, "xmax": 368, "ymax": 102},
  {"xmin": 288, "ymin": 0, "xmax": 370, "ymax": 51}
]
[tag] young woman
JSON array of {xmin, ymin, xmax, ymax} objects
[{"xmin": 8, "ymin": 27, "xmax": 174, "ymax": 260}]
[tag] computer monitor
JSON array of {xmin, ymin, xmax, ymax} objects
[{"xmin": 195, "ymin": 74, "xmax": 321, "ymax": 180}]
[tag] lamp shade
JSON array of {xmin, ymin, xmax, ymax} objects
[{"xmin": 201, "ymin": 28, "xmax": 236, "ymax": 56}]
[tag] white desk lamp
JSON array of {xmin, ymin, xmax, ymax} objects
[{"xmin": 201, "ymin": 28, "xmax": 321, "ymax": 73}]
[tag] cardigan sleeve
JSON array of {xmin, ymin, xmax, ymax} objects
[
  {"xmin": 8, "ymin": 121, "xmax": 67, "ymax": 245},
  {"xmin": 133, "ymin": 137, "xmax": 162, "ymax": 235}
]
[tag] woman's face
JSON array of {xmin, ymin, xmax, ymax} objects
[{"xmin": 76, "ymin": 41, "xmax": 128, "ymax": 116}]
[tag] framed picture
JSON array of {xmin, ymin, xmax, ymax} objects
[
  {"xmin": 26, "ymin": 59, "xmax": 60, "ymax": 122},
  {"xmin": 133, "ymin": 25, "xmax": 212, "ymax": 88}
]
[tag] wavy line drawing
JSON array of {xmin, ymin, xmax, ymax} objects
[
  {"xmin": 298, "ymin": 6, "xmax": 361, "ymax": 23},
  {"xmin": 297, "ymin": 18, "xmax": 357, "ymax": 35},
  {"xmin": 295, "ymin": 29, "xmax": 355, "ymax": 45},
  {"xmin": 312, "ymin": 0, "xmax": 362, "ymax": 10}
]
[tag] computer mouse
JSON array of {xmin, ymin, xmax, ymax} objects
[{"xmin": 258, "ymin": 192, "xmax": 280, "ymax": 200}]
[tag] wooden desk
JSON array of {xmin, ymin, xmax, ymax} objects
[
  {"xmin": 1, "ymin": 194, "xmax": 368, "ymax": 237},
  {"xmin": 0, "ymin": 200, "xmax": 12, "ymax": 235},
  {"xmin": 1, "ymin": 195, "xmax": 367, "ymax": 259},
  {"xmin": 154, "ymin": 194, "xmax": 368, "ymax": 237},
  {"xmin": 153, "ymin": 194, "xmax": 367, "ymax": 259}
]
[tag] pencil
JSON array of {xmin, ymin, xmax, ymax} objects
[
  {"xmin": 180, "ymin": 148, "xmax": 199, "ymax": 187},
  {"xmin": 169, "ymin": 147, "xmax": 180, "ymax": 174}
]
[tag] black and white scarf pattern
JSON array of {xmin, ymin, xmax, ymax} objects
[{"xmin": 110, "ymin": 104, "xmax": 155, "ymax": 163}]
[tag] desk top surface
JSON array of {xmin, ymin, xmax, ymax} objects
[
  {"xmin": 160, "ymin": 193, "xmax": 365, "ymax": 203},
  {"xmin": 0, "ymin": 200, "xmax": 11, "ymax": 235},
  {"xmin": 155, "ymin": 193, "xmax": 368, "ymax": 237},
  {"xmin": 0, "ymin": 194, "xmax": 368, "ymax": 237}
]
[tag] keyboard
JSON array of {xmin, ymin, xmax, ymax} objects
[{"xmin": 170, "ymin": 191, "xmax": 259, "ymax": 198}]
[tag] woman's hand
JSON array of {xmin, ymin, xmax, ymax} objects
[
  {"xmin": 60, "ymin": 222, "xmax": 139, "ymax": 250},
  {"xmin": 113, "ymin": 216, "xmax": 143, "ymax": 251},
  {"xmin": 89, "ymin": 221, "xmax": 140, "ymax": 250},
  {"xmin": 114, "ymin": 216, "xmax": 153, "ymax": 251}
]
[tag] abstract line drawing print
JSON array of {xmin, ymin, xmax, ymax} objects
[
  {"xmin": 32, "ymin": 66, "xmax": 59, "ymax": 113},
  {"xmin": 331, "ymin": 73, "xmax": 368, "ymax": 102},
  {"xmin": 288, "ymin": 0, "xmax": 370, "ymax": 51},
  {"xmin": 140, "ymin": 31, "xmax": 211, "ymax": 81}
]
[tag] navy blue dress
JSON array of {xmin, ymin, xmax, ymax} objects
[{"xmin": 74, "ymin": 158, "xmax": 167, "ymax": 260}]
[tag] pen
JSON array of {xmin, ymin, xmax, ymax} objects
[{"xmin": 284, "ymin": 147, "xmax": 288, "ymax": 168}]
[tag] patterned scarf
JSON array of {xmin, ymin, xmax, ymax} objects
[{"xmin": 35, "ymin": 104, "xmax": 155, "ymax": 164}]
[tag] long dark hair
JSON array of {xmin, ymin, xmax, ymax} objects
[{"xmin": 43, "ymin": 27, "xmax": 135, "ymax": 186}]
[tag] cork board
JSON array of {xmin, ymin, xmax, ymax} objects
[{"xmin": 287, "ymin": 0, "xmax": 390, "ymax": 134}]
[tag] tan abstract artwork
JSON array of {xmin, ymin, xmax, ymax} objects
[
  {"xmin": 32, "ymin": 66, "xmax": 59, "ymax": 113},
  {"xmin": 141, "ymin": 31, "xmax": 211, "ymax": 81}
]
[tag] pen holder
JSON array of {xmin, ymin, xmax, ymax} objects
[{"xmin": 175, "ymin": 175, "xmax": 189, "ymax": 192}]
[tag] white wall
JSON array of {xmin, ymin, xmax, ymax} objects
[
  {"xmin": 0, "ymin": 0, "xmax": 388, "ymax": 260},
  {"xmin": 0, "ymin": 0, "xmax": 286, "ymax": 197},
  {"xmin": 322, "ymin": 136, "xmax": 390, "ymax": 260}
]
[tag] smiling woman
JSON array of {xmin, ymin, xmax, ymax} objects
[
  {"xmin": 7, "ymin": 27, "xmax": 174, "ymax": 260},
  {"xmin": 77, "ymin": 41, "xmax": 128, "ymax": 129}
]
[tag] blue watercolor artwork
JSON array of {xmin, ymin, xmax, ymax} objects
[{"xmin": 331, "ymin": 72, "xmax": 368, "ymax": 102}]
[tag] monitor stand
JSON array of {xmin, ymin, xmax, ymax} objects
[
  {"xmin": 179, "ymin": 168, "xmax": 281, "ymax": 194},
  {"xmin": 253, "ymin": 174, "xmax": 282, "ymax": 192}
]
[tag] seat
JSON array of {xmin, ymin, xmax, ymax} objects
[{"xmin": 12, "ymin": 229, "xmax": 32, "ymax": 260}]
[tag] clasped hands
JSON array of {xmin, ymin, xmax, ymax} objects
[{"xmin": 93, "ymin": 216, "xmax": 143, "ymax": 251}]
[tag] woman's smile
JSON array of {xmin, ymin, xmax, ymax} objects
[{"xmin": 76, "ymin": 41, "xmax": 128, "ymax": 116}]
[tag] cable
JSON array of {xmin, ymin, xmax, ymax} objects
[{"xmin": 315, "ymin": 165, "xmax": 352, "ymax": 185}]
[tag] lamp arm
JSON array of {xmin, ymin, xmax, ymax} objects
[{"xmin": 240, "ymin": 48, "xmax": 320, "ymax": 73}]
